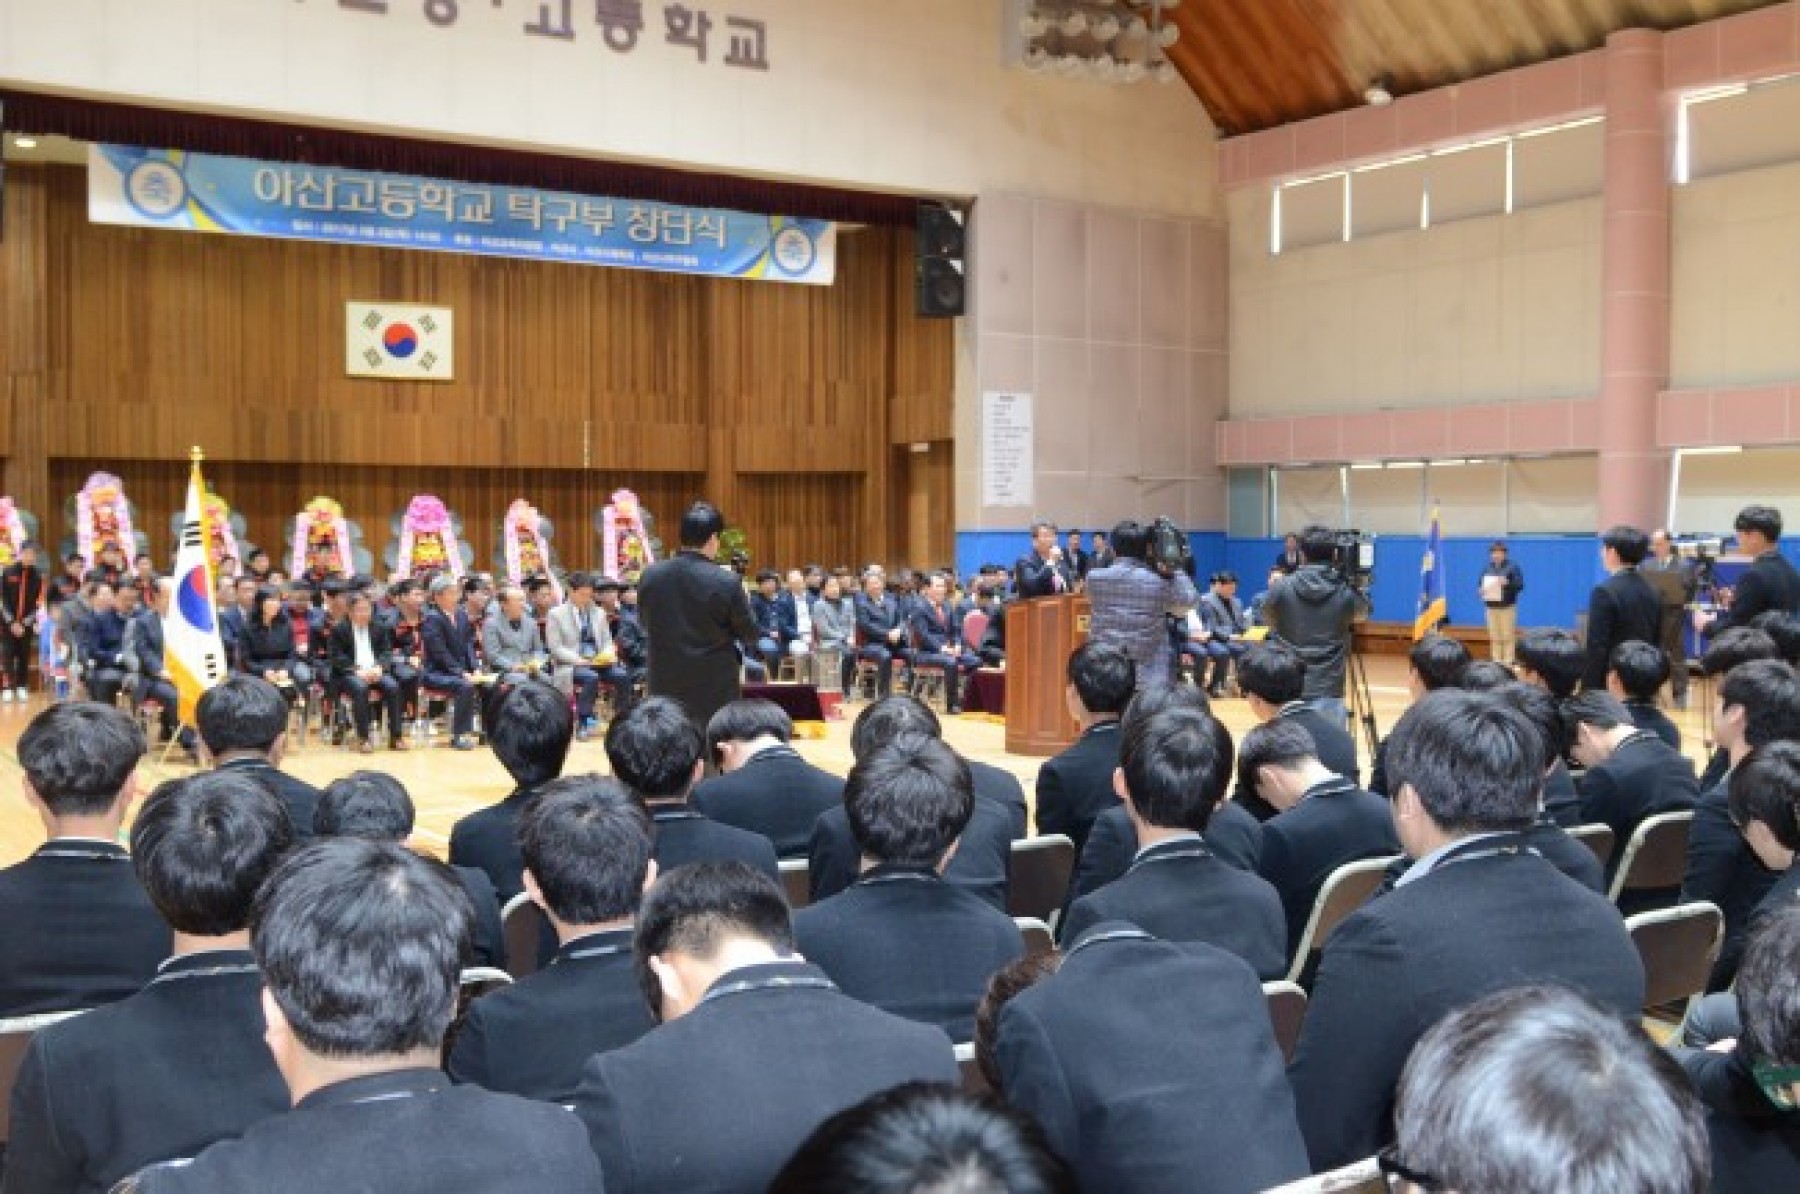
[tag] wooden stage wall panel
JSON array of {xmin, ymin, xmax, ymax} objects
[{"xmin": 2, "ymin": 163, "xmax": 955, "ymax": 569}]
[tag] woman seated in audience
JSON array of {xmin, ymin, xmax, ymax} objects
[
  {"xmin": 811, "ymin": 573, "xmax": 857, "ymax": 692},
  {"xmin": 239, "ymin": 586, "xmax": 312, "ymax": 706}
]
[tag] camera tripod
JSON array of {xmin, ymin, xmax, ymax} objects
[{"xmin": 1345, "ymin": 645, "xmax": 1382, "ymax": 764}]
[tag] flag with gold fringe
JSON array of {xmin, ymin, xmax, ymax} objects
[
  {"xmin": 166, "ymin": 449, "xmax": 231, "ymax": 724},
  {"xmin": 1413, "ymin": 502, "xmax": 1448, "ymax": 640}
]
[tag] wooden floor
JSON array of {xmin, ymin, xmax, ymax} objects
[{"xmin": 0, "ymin": 657, "xmax": 1721, "ymax": 868}]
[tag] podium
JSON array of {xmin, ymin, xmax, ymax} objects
[{"xmin": 1004, "ymin": 595, "xmax": 1090, "ymax": 757}]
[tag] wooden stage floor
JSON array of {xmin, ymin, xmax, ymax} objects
[{"xmin": 0, "ymin": 656, "xmax": 1723, "ymax": 868}]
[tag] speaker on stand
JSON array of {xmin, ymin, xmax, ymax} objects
[{"xmin": 915, "ymin": 200, "xmax": 966, "ymax": 318}]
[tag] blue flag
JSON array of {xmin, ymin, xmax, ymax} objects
[{"xmin": 1414, "ymin": 503, "xmax": 1447, "ymax": 640}]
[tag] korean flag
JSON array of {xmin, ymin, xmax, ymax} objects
[{"xmin": 345, "ymin": 301, "xmax": 455, "ymax": 381}]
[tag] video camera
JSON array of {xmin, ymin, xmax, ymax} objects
[
  {"xmin": 1147, "ymin": 516, "xmax": 1194, "ymax": 580},
  {"xmin": 1328, "ymin": 529, "xmax": 1376, "ymax": 592}
]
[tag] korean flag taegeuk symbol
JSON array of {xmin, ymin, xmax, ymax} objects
[{"xmin": 345, "ymin": 302, "xmax": 456, "ymax": 380}]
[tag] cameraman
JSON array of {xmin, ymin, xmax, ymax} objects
[
  {"xmin": 1265, "ymin": 524, "xmax": 1369, "ymax": 728},
  {"xmin": 1085, "ymin": 518, "xmax": 1198, "ymax": 691}
]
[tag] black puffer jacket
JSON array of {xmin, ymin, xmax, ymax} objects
[{"xmin": 1266, "ymin": 565, "xmax": 1367, "ymax": 700}]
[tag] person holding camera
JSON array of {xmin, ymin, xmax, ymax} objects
[
  {"xmin": 1084, "ymin": 519, "xmax": 1198, "ymax": 692},
  {"xmin": 1265, "ymin": 525, "xmax": 1369, "ymax": 730}
]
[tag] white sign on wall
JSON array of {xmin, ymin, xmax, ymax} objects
[
  {"xmin": 982, "ymin": 391, "xmax": 1034, "ymax": 507},
  {"xmin": 345, "ymin": 302, "xmax": 455, "ymax": 380}
]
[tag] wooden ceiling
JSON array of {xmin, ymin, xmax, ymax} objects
[{"xmin": 1164, "ymin": 0, "xmax": 1782, "ymax": 136}]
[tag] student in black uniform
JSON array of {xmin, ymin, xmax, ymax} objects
[
  {"xmin": 1033, "ymin": 643, "xmax": 1134, "ymax": 857},
  {"xmin": 1708, "ymin": 505, "xmax": 1800, "ymax": 633},
  {"xmin": 793, "ymin": 734, "xmax": 1022, "ymax": 1042},
  {"xmin": 1484, "ymin": 681, "xmax": 1608, "ymax": 893},
  {"xmin": 989, "ymin": 923, "xmax": 1309, "ymax": 1194},
  {"xmin": 571, "ymin": 862, "xmax": 957, "ymax": 1194},
  {"xmin": 1368, "ymin": 633, "xmax": 1470, "ymax": 796},
  {"xmin": 809, "ymin": 696, "xmax": 1016, "ymax": 911},
  {"xmin": 0, "ymin": 702, "xmax": 168, "ymax": 1016},
  {"xmin": 1241, "ymin": 718, "xmax": 1400, "ymax": 955},
  {"xmin": 196, "ymin": 676, "xmax": 322, "ymax": 843},
  {"xmin": 124, "ymin": 840, "xmax": 603, "ymax": 1193},
  {"xmin": 1564, "ymin": 690, "xmax": 1699, "ymax": 873},
  {"xmin": 1057, "ymin": 706, "xmax": 1287, "ymax": 979},
  {"xmin": 1290, "ymin": 691, "xmax": 1646, "ymax": 1170},
  {"xmin": 605, "ymin": 696, "xmax": 779, "ymax": 881},
  {"xmin": 317, "ymin": 771, "xmax": 505, "ymax": 969},
  {"xmin": 692, "ymin": 698, "xmax": 843, "ymax": 858},
  {"xmin": 448, "ymin": 681, "xmax": 574, "ymax": 903},
  {"xmin": 447, "ymin": 776, "xmax": 656, "ymax": 1101},
  {"xmin": 1237, "ymin": 640, "xmax": 1360, "ymax": 797},
  {"xmin": 6, "ymin": 771, "xmax": 293, "ymax": 1194},
  {"xmin": 1396, "ymin": 987, "xmax": 1707, "ymax": 1194},
  {"xmin": 1609, "ymin": 638, "xmax": 1683, "ymax": 750},
  {"xmin": 1583, "ymin": 524, "xmax": 1665, "ymax": 692}
]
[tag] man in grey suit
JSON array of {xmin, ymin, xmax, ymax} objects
[
  {"xmin": 546, "ymin": 572, "xmax": 633, "ymax": 738},
  {"xmin": 636, "ymin": 501, "xmax": 758, "ymax": 733}
]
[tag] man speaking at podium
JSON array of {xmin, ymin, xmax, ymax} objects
[
  {"xmin": 1085, "ymin": 519, "xmax": 1199, "ymax": 692},
  {"xmin": 1014, "ymin": 521, "xmax": 1077, "ymax": 599}
]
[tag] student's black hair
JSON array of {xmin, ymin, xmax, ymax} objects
[
  {"xmin": 252, "ymin": 839, "xmax": 471, "ymax": 1057},
  {"xmin": 1237, "ymin": 641, "xmax": 1306, "ymax": 705},
  {"xmin": 195, "ymin": 676, "xmax": 290, "ymax": 757},
  {"xmin": 1235, "ymin": 718, "xmax": 1319, "ymax": 803},
  {"xmin": 1601, "ymin": 525, "xmax": 1650, "ymax": 566},
  {"xmin": 519, "ymin": 774, "xmax": 654, "ymax": 925},
  {"xmin": 1728, "ymin": 741, "xmax": 1800, "ymax": 853},
  {"xmin": 974, "ymin": 953, "xmax": 1064, "ymax": 1097},
  {"xmin": 314, "ymin": 770, "xmax": 416, "ymax": 841},
  {"xmin": 1720, "ymin": 659, "xmax": 1800, "ymax": 750},
  {"xmin": 679, "ymin": 501, "xmax": 727, "ymax": 548},
  {"xmin": 1485, "ymin": 681, "xmax": 1566, "ymax": 775},
  {"xmin": 769, "ymin": 1084, "xmax": 1075, "ymax": 1194},
  {"xmin": 1118, "ymin": 707, "xmax": 1231, "ymax": 831},
  {"xmin": 1385, "ymin": 690, "xmax": 1541, "ymax": 832},
  {"xmin": 605, "ymin": 697, "xmax": 705, "ymax": 800},
  {"xmin": 844, "ymin": 735, "xmax": 974, "ymax": 868},
  {"xmin": 850, "ymin": 694, "xmax": 942, "ymax": 762},
  {"xmin": 1735, "ymin": 504, "xmax": 1783, "ymax": 542},
  {"xmin": 487, "ymin": 681, "xmax": 574, "ymax": 789},
  {"xmin": 633, "ymin": 861, "xmax": 792, "ymax": 1023},
  {"xmin": 1609, "ymin": 640, "xmax": 1671, "ymax": 701},
  {"xmin": 1748, "ymin": 611, "xmax": 1800, "ymax": 668},
  {"xmin": 1065, "ymin": 642, "xmax": 1136, "ymax": 717},
  {"xmin": 1558, "ymin": 690, "xmax": 1633, "ymax": 744},
  {"xmin": 17, "ymin": 701, "xmax": 145, "ymax": 817},
  {"xmin": 1457, "ymin": 659, "xmax": 1518, "ymax": 691},
  {"xmin": 1741, "ymin": 904, "xmax": 1800, "ymax": 1067},
  {"xmin": 1409, "ymin": 634, "xmax": 1472, "ymax": 692},
  {"xmin": 1515, "ymin": 629, "xmax": 1585, "ymax": 699},
  {"xmin": 133, "ymin": 771, "xmax": 295, "ymax": 936},
  {"xmin": 1298, "ymin": 524, "xmax": 1337, "ymax": 564},
  {"xmin": 1701, "ymin": 627, "xmax": 1780, "ymax": 678},
  {"xmin": 705, "ymin": 699, "xmax": 794, "ymax": 764}
]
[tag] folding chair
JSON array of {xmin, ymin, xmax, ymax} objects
[
  {"xmin": 444, "ymin": 967, "xmax": 515, "ymax": 1066},
  {"xmin": 1607, "ymin": 811, "xmax": 1695, "ymax": 907},
  {"xmin": 906, "ymin": 626, "xmax": 952, "ymax": 712},
  {"xmin": 1566, "ymin": 823, "xmax": 1616, "ymax": 872},
  {"xmin": 961, "ymin": 609, "xmax": 989, "ymax": 654},
  {"xmin": 1263, "ymin": 980, "xmax": 1308, "ymax": 1064},
  {"xmin": 1626, "ymin": 900, "xmax": 1724, "ymax": 1028},
  {"xmin": 1015, "ymin": 916, "xmax": 1056, "ymax": 958},
  {"xmin": 1286, "ymin": 855, "xmax": 1398, "ymax": 984},
  {"xmin": 501, "ymin": 892, "xmax": 550, "ymax": 980},
  {"xmin": 953, "ymin": 1040, "xmax": 990, "ymax": 1095},
  {"xmin": 0, "ymin": 1010, "xmax": 87, "ymax": 1146},
  {"xmin": 779, "ymin": 858, "xmax": 811, "ymax": 911},
  {"xmin": 1260, "ymin": 1158, "xmax": 1384, "ymax": 1194},
  {"xmin": 1007, "ymin": 834, "xmax": 1075, "ymax": 926}
]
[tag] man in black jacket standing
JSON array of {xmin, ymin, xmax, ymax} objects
[
  {"xmin": 1584, "ymin": 524, "xmax": 1665, "ymax": 692},
  {"xmin": 1710, "ymin": 504, "xmax": 1800, "ymax": 633},
  {"xmin": 1, "ymin": 539, "xmax": 44, "ymax": 702},
  {"xmin": 637, "ymin": 501, "xmax": 758, "ymax": 733},
  {"xmin": 1265, "ymin": 525, "xmax": 1367, "ymax": 729}
]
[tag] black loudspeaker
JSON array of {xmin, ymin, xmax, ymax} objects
[{"xmin": 915, "ymin": 200, "xmax": 966, "ymax": 318}]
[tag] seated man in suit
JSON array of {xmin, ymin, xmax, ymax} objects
[
  {"xmin": 125, "ymin": 840, "xmax": 603, "ymax": 1193},
  {"xmin": 1564, "ymin": 690, "xmax": 1699, "ymax": 881},
  {"xmin": 448, "ymin": 776, "xmax": 656, "ymax": 1101},
  {"xmin": 1368, "ymin": 633, "xmax": 1470, "ymax": 796},
  {"xmin": 1057, "ymin": 706, "xmax": 1287, "ymax": 978},
  {"xmin": 1679, "ymin": 905, "xmax": 1800, "ymax": 1193},
  {"xmin": 196, "ymin": 676, "xmax": 323, "ymax": 843},
  {"xmin": 449, "ymin": 681, "xmax": 574, "ymax": 904},
  {"xmin": 604, "ymin": 696, "xmax": 779, "ymax": 882},
  {"xmin": 1397, "ymin": 986, "xmax": 1707, "ymax": 1194},
  {"xmin": 1290, "ymin": 690, "xmax": 1646, "ymax": 1170},
  {"xmin": 1684, "ymin": 659, "xmax": 1800, "ymax": 989},
  {"xmin": 572, "ymin": 862, "xmax": 958, "ymax": 1194},
  {"xmin": 1237, "ymin": 640, "xmax": 1360, "ymax": 806},
  {"xmin": 121, "ymin": 580, "xmax": 190, "ymax": 750},
  {"xmin": 78, "ymin": 580, "xmax": 130, "ymax": 706},
  {"xmin": 0, "ymin": 702, "xmax": 170, "ymax": 1016},
  {"xmin": 1196, "ymin": 570, "xmax": 1253, "ymax": 697},
  {"xmin": 988, "ymin": 923, "xmax": 1309, "ymax": 1194},
  {"xmin": 908, "ymin": 572, "xmax": 980, "ymax": 714},
  {"xmin": 420, "ymin": 573, "xmax": 481, "ymax": 751},
  {"xmin": 480, "ymin": 584, "xmax": 551, "ymax": 719},
  {"xmin": 770, "ymin": 1084, "xmax": 1071, "ymax": 1192},
  {"xmin": 327, "ymin": 591, "xmax": 408, "ymax": 753},
  {"xmin": 1066, "ymin": 683, "xmax": 1265, "ymax": 909},
  {"xmin": 317, "ymin": 771, "xmax": 505, "ymax": 970},
  {"xmin": 852, "ymin": 570, "xmax": 909, "ymax": 696},
  {"xmin": 1240, "ymin": 718, "xmax": 1401, "ymax": 954},
  {"xmin": 809, "ymin": 696, "xmax": 1015, "ymax": 912},
  {"xmin": 546, "ymin": 572, "xmax": 631, "ymax": 741},
  {"xmin": 1034, "ymin": 642, "xmax": 1133, "ymax": 857},
  {"xmin": 6, "ymin": 772, "xmax": 293, "ymax": 1193},
  {"xmin": 1609, "ymin": 639, "xmax": 1683, "ymax": 751},
  {"xmin": 793, "ymin": 735, "xmax": 1022, "ymax": 1042},
  {"xmin": 693, "ymin": 698, "xmax": 843, "ymax": 858}
]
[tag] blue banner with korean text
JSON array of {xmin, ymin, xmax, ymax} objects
[{"xmin": 87, "ymin": 144, "xmax": 836, "ymax": 285}]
